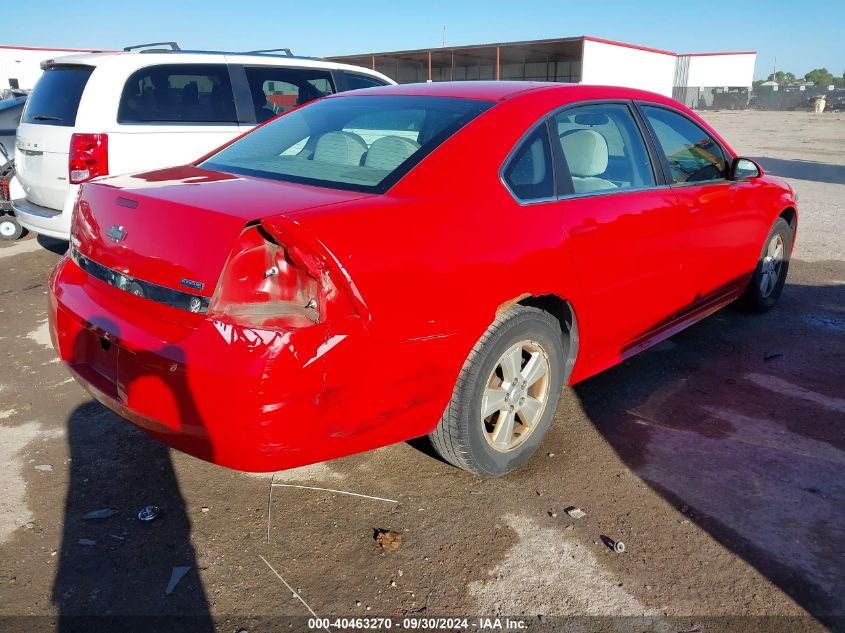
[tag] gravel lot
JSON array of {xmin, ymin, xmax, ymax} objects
[{"xmin": 0, "ymin": 110, "xmax": 843, "ymax": 632}]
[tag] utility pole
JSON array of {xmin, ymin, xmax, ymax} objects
[{"xmin": 442, "ymin": 26, "xmax": 446, "ymax": 48}]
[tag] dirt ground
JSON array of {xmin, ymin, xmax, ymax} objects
[{"xmin": 0, "ymin": 110, "xmax": 843, "ymax": 633}]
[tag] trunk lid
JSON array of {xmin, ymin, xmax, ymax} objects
[
  {"xmin": 15, "ymin": 64, "xmax": 95, "ymax": 210},
  {"xmin": 16, "ymin": 122, "xmax": 74, "ymax": 210},
  {"xmin": 74, "ymin": 165, "xmax": 372, "ymax": 298}
]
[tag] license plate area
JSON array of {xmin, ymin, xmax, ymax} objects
[{"xmin": 70, "ymin": 326, "xmax": 120, "ymax": 398}]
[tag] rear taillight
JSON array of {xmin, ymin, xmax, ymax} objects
[
  {"xmin": 69, "ymin": 133, "xmax": 108, "ymax": 184},
  {"xmin": 208, "ymin": 226, "xmax": 324, "ymax": 330}
]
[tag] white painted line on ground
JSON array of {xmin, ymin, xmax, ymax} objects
[{"xmin": 258, "ymin": 554, "xmax": 329, "ymax": 631}]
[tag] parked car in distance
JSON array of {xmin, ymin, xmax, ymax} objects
[
  {"xmin": 0, "ymin": 94, "xmax": 26, "ymax": 162},
  {"xmin": 49, "ymin": 82, "xmax": 798, "ymax": 477},
  {"xmin": 13, "ymin": 43, "xmax": 393, "ymax": 240}
]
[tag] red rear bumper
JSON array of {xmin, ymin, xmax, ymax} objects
[{"xmin": 48, "ymin": 256, "xmax": 454, "ymax": 471}]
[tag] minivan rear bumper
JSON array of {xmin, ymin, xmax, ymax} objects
[{"xmin": 13, "ymin": 186, "xmax": 77, "ymax": 240}]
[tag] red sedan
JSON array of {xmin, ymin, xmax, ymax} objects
[{"xmin": 48, "ymin": 82, "xmax": 797, "ymax": 476}]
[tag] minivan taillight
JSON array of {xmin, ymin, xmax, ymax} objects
[{"xmin": 69, "ymin": 133, "xmax": 108, "ymax": 184}]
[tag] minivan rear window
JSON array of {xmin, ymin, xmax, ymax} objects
[{"xmin": 22, "ymin": 65, "xmax": 93, "ymax": 127}]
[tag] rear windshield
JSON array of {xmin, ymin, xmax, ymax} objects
[
  {"xmin": 22, "ymin": 65, "xmax": 93, "ymax": 127},
  {"xmin": 200, "ymin": 95, "xmax": 493, "ymax": 193}
]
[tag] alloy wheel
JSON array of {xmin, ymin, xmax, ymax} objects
[
  {"xmin": 481, "ymin": 340, "xmax": 551, "ymax": 452},
  {"xmin": 760, "ymin": 233, "xmax": 785, "ymax": 298}
]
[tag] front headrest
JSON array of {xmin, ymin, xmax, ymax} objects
[
  {"xmin": 364, "ymin": 136, "xmax": 421, "ymax": 171},
  {"xmin": 314, "ymin": 131, "xmax": 368, "ymax": 166},
  {"xmin": 560, "ymin": 129, "xmax": 609, "ymax": 177}
]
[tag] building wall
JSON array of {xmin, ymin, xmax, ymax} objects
[
  {"xmin": 685, "ymin": 53, "xmax": 756, "ymax": 88},
  {"xmin": 673, "ymin": 52, "xmax": 757, "ymax": 109},
  {"xmin": 0, "ymin": 47, "xmax": 91, "ymax": 92},
  {"xmin": 580, "ymin": 39, "xmax": 676, "ymax": 96}
]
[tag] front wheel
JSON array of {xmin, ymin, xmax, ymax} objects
[
  {"xmin": 0, "ymin": 215, "xmax": 23, "ymax": 241},
  {"xmin": 429, "ymin": 306, "xmax": 565, "ymax": 477},
  {"xmin": 737, "ymin": 217, "xmax": 793, "ymax": 313}
]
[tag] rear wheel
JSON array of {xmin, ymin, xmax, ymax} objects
[
  {"xmin": 429, "ymin": 306, "xmax": 565, "ymax": 477},
  {"xmin": 0, "ymin": 216, "xmax": 23, "ymax": 241},
  {"xmin": 737, "ymin": 217, "xmax": 793, "ymax": 312}
]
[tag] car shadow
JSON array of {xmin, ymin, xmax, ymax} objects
[
  {"xmin": 53, "ymin": 324, "xmax": 213, "ymax": 632},
  {"xmin": 37, "ymin": 234, "xmax": 68, "ymax": 256},
  {"xmin": 572, "ymin": 265, "xmax": 845, "ymax": 628},
  {"xmin": 752, "ymin": 157, "xmax": 845, "ymax": 185}
]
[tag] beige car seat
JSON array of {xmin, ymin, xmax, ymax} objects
[
  {"xmin": 314, "ymin": 131, "xmax": 368, "ymax": 166},
  {"xmin": 364, "ymin": 136, "xmax": 421, "ymax": 171},
  {"xmin": 560, "ymin": 129, "xmax": 617, "ymax": 193}
]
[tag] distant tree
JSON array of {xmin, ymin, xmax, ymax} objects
[
  {"xmin": 804, "ymin": 68, "xmax": 835, "ymax": 85},
  {"xmin": 767, "ymin": 71, "xmax": 797, "ymax": 84}
]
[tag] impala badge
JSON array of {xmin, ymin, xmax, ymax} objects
[
  {"xmin": 107, "ymin": 225, "xmax": 127, "ymax": 242},
  {"xmin": 181, "ymin": 278, "xmax": 204, "ymax": 291}
]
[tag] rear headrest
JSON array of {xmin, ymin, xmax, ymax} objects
[
  {"xmin": 560, "ymin": 129, "xmax": 609, "ymax": 177},
  {"xmin": 314, "ymin": 131, "xmax": 368, "ymax": 166},
  {"xmin": 364, "ymin": 136, "xmax": 420, "ymax": 171}
]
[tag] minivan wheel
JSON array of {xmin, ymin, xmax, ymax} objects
[
  {"xmin": 737, "ymin": 217, "xmax": 793, "ymax": 313},
  {"xmin": 429, "ymin": 305, "xmax": 564, "ymax": 477},
  {"xmin": 0, "ymin": 216, "xmax": 23, "ymax": 241}
]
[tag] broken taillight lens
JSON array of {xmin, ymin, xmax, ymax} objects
[{"xmin": 207, "ymin": 226, "xmax": 322, "ymax": 330}]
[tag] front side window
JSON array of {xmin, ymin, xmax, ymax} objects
[
  {"xmin": 118, "ymin": 64, "xmax": 236, "ymax": 123},
  {"xmin": 244, "ymin": 67, "xmax": 334, "ymax": 123},
  {"xmin": 200, "ymin": 95, "xmax": 493, "ymax": 193},
  {"xmin": 23, "ymin": 65, "xmax": 93, "ymax": 127},
  {"xmin": 555, "ymin": 103, "xmax": 655, "ymax": 195},
  {"xmin": 641, "ymin": 106, "xmax": 727, "ymax": 183},
  {"xmin": 502, "ymin": 124, "xmax": 554, "ymax": 201}
]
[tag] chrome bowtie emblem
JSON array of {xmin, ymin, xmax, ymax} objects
[
  {"xmin": 107, "ymin": 225, "xmax": 127, "ymax": 242},
  {"xmin": 188, "ymin": 297, "xmax": 203, "ymax": 313}
]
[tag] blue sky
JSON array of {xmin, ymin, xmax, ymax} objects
[{"xmin": 6, "ymin": 0, "xmax": 843, "ymax": 80}]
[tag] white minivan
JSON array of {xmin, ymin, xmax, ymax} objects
[{"xmin": 13, "ymin": 44, "xmax": 393, "ymax": 239}]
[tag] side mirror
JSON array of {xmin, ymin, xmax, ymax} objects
[{"xmin": 731, "ymin": 157, "xmax": 761, "ymax": 180}]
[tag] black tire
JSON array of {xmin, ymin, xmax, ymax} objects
[
  {"xmin": 0, "ymin": 216, "xmax": 23, "ymax": 241},
  {"xmin": 737, "ymin": 217, "xmax": 793, "ymax": 313},
  {"xmin": 429, "ymin": 305, "xmax": 565, "ymax": 477}
]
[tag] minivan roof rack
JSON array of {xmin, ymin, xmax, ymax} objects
[
  {"xmin": 124, "ymin": 42, "xmax": 181, "ymax": 52},
  {"xmin": 243, "ymin": 48, "xmax": 294, "ymax": 56}
]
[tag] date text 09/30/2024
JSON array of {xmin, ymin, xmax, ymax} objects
[{"xmin": 307, "ymin": 617, "xmax": 528, "ymax": 630}]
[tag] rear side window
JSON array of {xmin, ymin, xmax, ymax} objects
[
  {"xmin": 118, "ymin": 64, "xmax": 236, "ymax": 123},
  {"xmin": 641, "ymin": 106, "xmax": 727, "ymax": 183},
  {"xmin": 341, "ymin": 73, "xmax": 388, "ymax": 91},
  {"xmin": 22, "ymin": 65, "xmax": 93, "ymax": 127},
  {"xmin": 244, "ymin": 67, "xmax": 335, "ymax": 123},
  {"xmin": 555, "ymin": 103, "xmax": 655, "ymax": 194},
  {"xmin": 503, "ymin": 124, "xmax": 554, "ymax": 201}
]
